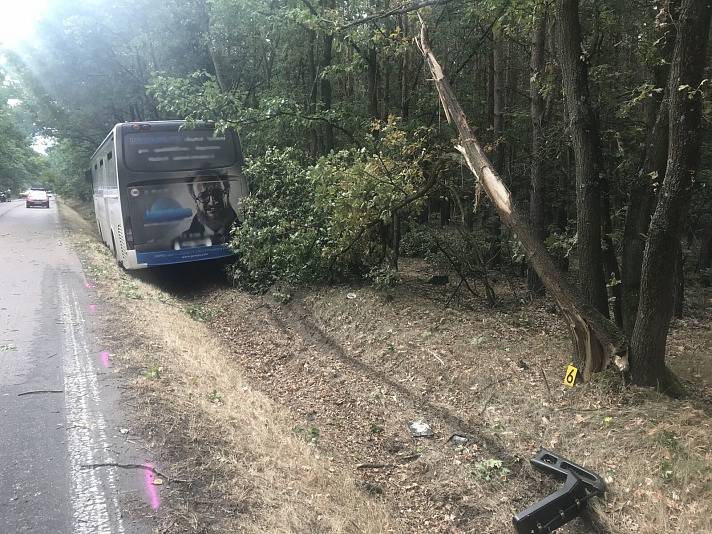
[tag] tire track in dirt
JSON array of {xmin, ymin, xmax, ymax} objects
[
  {"xmin": 203, "ymin": 288, "xmax": 570, "ymax": 533},
  {"xmin": 269, "ymin": 298, "xmax": 520, "ymax": 466}
]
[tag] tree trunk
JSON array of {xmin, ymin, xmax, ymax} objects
[
  {"xmin": 399, "ymin": 14, "xmax": 410, "ymax": 118},
  {"xmin": 527, "ymin": 5, "xmax": 547, "ymax": 295},
  {"xmin": 556, "ymin": 0, "xmax": 608, "ymax": 316},
  {"xmin": 629, "ymin": 0, "xmax": 711, "ymax": 388},
  {"xmin": 208, "ymin": 45, "xmax": 229, "ymax": 92},
  {"xmin": 440, "ymin": 196, "xmax": 451, "ymax": 226},
  {"xmin": 487, "ymin": 31, "xmax": 505, "ymax": 264},
  {"xmin": 390, "ymin": 211, "xmax": 401, "ymax": 270},
  {"xmin": 320, "ymin": 0, "xmax": 335, "ymax": 153},
  {"xmin": 673, "ymin": 247, "xmax": 685, "ymax": 318},
  {"xmin": 492, "ymin": 31, "xmax": 505, "ymax": 172},
  {"xmin": 602, "ymin": 191, "xmax": 623, "ymax": 327},
  {"xmin": 367, "ymin": 46, "xmax": 379, "ymax": 118},
  {"xmin": 621, "ymin": 0, "xmax": 679, "ymax": 336},
  {"xmin": 416, "ymin": 20, "xmax": 628, "ymax": 381},
  {"xmin": 697, "ymin": 215, "xmax": 712, "ymax": 276},
  {"xmin": 306, "ymin": 30, "xmax": 319, "ymax": 154},
  {"xmin": 196, "ymin": 0, "xmax": 228, "ymax": 92},
  {"xmin": 486, "ymin": 48, "xmax": 495, "ymax": 140}
]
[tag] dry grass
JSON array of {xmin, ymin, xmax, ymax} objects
[
  {"xmin": 58, "ymin": 201, "xmax": 398, "ymax": 533},
  {"xmin": 296, "ymin": 263, "xmax": 712, "ymax": 534},
  {"xmin": 58, "ymin": 199, "xmax": 712, "ymax": 533}
]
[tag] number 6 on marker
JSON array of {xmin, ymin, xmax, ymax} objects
[{"xmin": 563, "ymin": 364, "xmax": 578, "ymax": 387}]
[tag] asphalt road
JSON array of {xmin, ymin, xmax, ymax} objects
[{"xmin": 0, "ymin": 199, "xmax": 155, "ymax": 534}]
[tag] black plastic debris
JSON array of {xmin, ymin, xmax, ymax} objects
[{"xmin": 512, "ymin": 448, "xmax": 605, "ymax": 534}]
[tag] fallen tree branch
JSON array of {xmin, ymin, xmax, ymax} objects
[
  {"xmin": 338, "ymin": 0, "xmax": 460, "ymax": 31},
  {"xmin": 478, "ymin": 389, "xmax": 497, "ymax": 415},
  {"xmin": 356, "ymin": 463, "xmax": 392, "ymax": 469},
  {"xmin": 81, "ymin": 462, "xmax": 192, "ymax": 484},
  {"xmin": 415, "ymin": 16, "xmax": 629, "ymax": 381},
  {"xmin": 18, "ymin": 389, "xmax": 63, "ymax": 396},
  {"xmin": 479, "ymin": 375, "xmax": 511, "ymax": 394}
]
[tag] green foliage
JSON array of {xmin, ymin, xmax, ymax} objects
[
  {"xmin": 400, "ymin": 225, "xmax": 436, "ymax": 258},
  {"xmin": 229, "ymin": 147, "xmax": 330, "ymax": 291},
  {"xmin": 229, "ymin": 119, "xmax": 437, "ymax": 290},
  {"xmin": 309, "ymin": 118, "xmax": 435, "ymax": 268},
  {"xmin": 368, "ymin": 265, "xmax": 400, "ymax": 292},
  {"xmin": 185, "ymin": 303, "xmax": 216, "ymax": 323},
  {"xmin": 656, "ymin": 430, "xmax": 680, "ymax": 452},
  {"xmin": 545, "ymin": 230, "xmax": 578, "ymax": 261},
  {"xmin": 0, "ymin": 74, "xmax": 43, "ymax": 194},
  {"xmin": 118, "ymin": 274, "xmax": 142, "ymax": 300},
  {"xmin": 472, "ymin": 458, "xmax": 511, "ymax": 481},
  {"xmin": 44, "ymin": 140, "xmax": 93, "ymax": 200},
  {"xmin": 402, "ymin": 224, "xmax": 489, "ymax": 279},
  {"xmin": 5, "ymin": 0, "xmax": 711, "ymax": 353},
  {"xmin": 144, "ymin": 364, "xmax": 162, "ymax": 380},
  {"xmin": 659, "ymin": 458, "xmax": 674, "ymax": 481},
  {"xmin": 271, "ymin": 290, "xmax": 293, "ymax": 304},
  {"xmin": 208, "ymin": 389, "xmax": 223, "ymax": 405},
  {"xmin": 293, "ymin": 425, "xmax": 320, "ymax": 444}
]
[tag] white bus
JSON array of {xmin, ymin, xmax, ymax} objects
[{"xmin": 90, "ymin": 121, "xmax": 248, "ymax": 269}]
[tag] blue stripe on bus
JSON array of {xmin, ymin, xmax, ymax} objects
[
  {"xmin": 144, "ymin": 207, "xmax": 193, "ymax": 223},
  {"xmin": 136, "ymin": 245, "xmax": 234, "ymax": 266}
]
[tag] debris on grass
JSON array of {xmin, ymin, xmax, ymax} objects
[
  {"xmin": 448, "ymin": 434, "xmax": 470, "ymax": 446},
  {"xmin": 408, "ymin": 420, "xmax": 434, "ymax": 438}
]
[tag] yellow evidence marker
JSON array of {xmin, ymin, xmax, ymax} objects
[{"xmin": 563, "ymin": 364, "xmax": 578, "ymax": 387}]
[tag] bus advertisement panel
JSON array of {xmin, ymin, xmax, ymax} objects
[{"xmin": 126, "ymin": 177, "xmax": 246, "ymax": 266}]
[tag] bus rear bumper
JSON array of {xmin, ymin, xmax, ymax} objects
[
  {"xmin": 133, "ymin": 245, "xmax": 234, "ymax": 268},
  {"xmin": 122, "ymin": 250, "xmax": 147, "ymax": 269}
]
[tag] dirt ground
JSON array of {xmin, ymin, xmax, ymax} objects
[{"xmin": 60, "ymin": 199, "xmax": 712, "ymax": 534}]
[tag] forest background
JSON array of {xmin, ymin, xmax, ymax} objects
[{"xmin": 1, "ymin": 0, "xmax": 711, "ymax": 389}]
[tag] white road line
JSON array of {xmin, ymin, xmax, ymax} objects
[{"xmin": 59, "ymin": 281, "xmax": 126, "ymax": 534}]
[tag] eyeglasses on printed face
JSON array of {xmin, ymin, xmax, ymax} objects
[{"xmin": 191, "ymin": 184, "xmax": 228, "ymax": 204}]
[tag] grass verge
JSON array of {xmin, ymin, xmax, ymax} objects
[{"xmin": 58, "ymin": 200, "xmax": 397, "ymax": 533}]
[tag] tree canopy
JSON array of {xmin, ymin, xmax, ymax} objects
[{"xmin": 0, "ymin": 70, "xmax": 44, "ymax": 193}]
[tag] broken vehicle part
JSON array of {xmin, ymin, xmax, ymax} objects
[{"xmin": 512, "ymin": 448, "xmax": 605, "ymax": 533}]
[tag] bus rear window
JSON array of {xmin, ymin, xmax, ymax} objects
[{"xmin": 123, "ymin": 130, "xmax": 239, "ymax": 172}]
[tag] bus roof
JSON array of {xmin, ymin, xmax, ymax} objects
[
  {"xmin": 90, "ymin": 121, "xmax": 219, "ymax": 161},
  {"xmin": 115, "ymin": 120, "xmax": 218, "ymax": 134}
]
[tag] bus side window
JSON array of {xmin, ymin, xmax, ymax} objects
[
  {"xmin": 107, "ymin": 151, "xmax": 117, "ymax": 189},
  {"xmin": 99, "ymin": 159, "xmax": 104, "ymax": 191}
]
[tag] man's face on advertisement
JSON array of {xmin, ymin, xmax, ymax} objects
[{"xmin": 191, "ymin": 178, "xmax": 230, "ymax": 228}]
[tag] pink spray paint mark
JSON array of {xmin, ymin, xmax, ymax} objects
[
  {"xmin": 88, "ymin": 304, "xmax": 97, "ymax": 314},
  {"xmin": 84, "ymin": 281, "xmax": 95, "ymax": 289},
  {"xmin": 100, "ymin": 351, "xmax": 110, "ymax": 368},
  {"xmin": 143, "ymin": 463, "xmax": 161, "ymax": 511}
]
